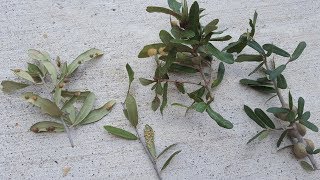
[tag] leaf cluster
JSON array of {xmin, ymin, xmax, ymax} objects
[
  {"xmin": 138, "ymin": 0, "xmax": 233, "ymax": 129},
  {"xmin": 1, "ymin": 49, "xmax": 115, "ymax": 134},
  {"xmin": 105, "ymin": 64, "xmax": 181, "ymax": 173}
]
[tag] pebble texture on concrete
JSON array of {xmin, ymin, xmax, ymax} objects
[{"xmin": 1, "ymin": 0, "xmax": 320, "ymax": 179}]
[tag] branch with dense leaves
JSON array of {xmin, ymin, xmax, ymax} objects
[
  {"xmin": 230, "ymin": 11, "xmax": 319, "ymax": 171},
  {"xmin": 1, "ymin": 49, "xmax": 115, "ymax": 147},
  {"xmin": 137, "ymin": 0, "xmax": 234, "ymax": 129},
  {"xmin": 104, "ymin": 64, "xmax": 181, "ymax": 180}
]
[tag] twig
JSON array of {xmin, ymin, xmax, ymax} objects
[
  {"xmin": 134, "ymin": 128, "xmax": 162, "ymax": 180},
  {"xmin": 263, "ymin": 56, "xmax": 318, "ymax": 170}
]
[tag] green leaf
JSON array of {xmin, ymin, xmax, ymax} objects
[
  {"xmin": 169, "ymin": 63, "xmax": 198, "ymax": 73},
  {"xmin": 202, "ymin": 43, "xmax": 234, "ymax": 64},
  {"xmin": 146, "ymin": 6, "xmax": 182, "ymax": 20},
  {"xmin": 313, "ymin": 149, "xmax": 320, "ymax": 154},
  {"xmin": 67, "ymin": 48, "xmax": 103, "ymax": 76},
  {"xmin": 65, "ymin": 105, "xmax": 76, "ymax": 125},
  {"xmin": 252, "ymin": 11, "xmax": 258, "ymax": 26},
  {"xmin": 126, "ymin": 63, "xmax": 134, "ymax": 87},
  {"xmin": 247, "ymin": 40, "xmax": 265, "ymax": 55},
  {"xmin": 243, "ymin": 105, "xmax": 266, "ymax": 128},
  {"xmin": 53, "ymin": 86, "xmax": 62, "ymax": 105},
  {"xmin": 250, "ymin": 86, "xmax": 276, "ymax": 93},
  {"xmin": 28, "ymin": 49, "xmax": 48, "ymax": 61},
  {"xmin": 167, "ymin": 0, "xmax": 181, "ymax": 13},
  {"xmin": 155, "ymin": 82, "xmax": 164, "ymax": 95},
  {"xmin": 170, "ymin": 39, "xmax": 199, "ymax": 45},
  {"xmin": 206, "ymin": 106, "xmax": 233, "ymax": 129},
  {"xmin": 12, "ymin": 69, "xmax": 35, "ymax": 83},
  {"xmin": 157, "ymin": 143, "xmax": 177, "ymax": 158},
  {"xmin": 28, "ymin": 50, "xmax": 58, "ymax": 84},
  {"xmin": 248, "ymin": 62, "xmax": 264, "ymax": 76},
  {"xmin": 210, "ymin": 35, "xmax": 232, "ymax": 42},
  {"xmin": 161, "ymin": 150, "xmax": 181, "ymax": 171},
  {"xmin": 139, "ymin": 78, "xmax": 154, "ymax": 86},
  {"xmin": 277, "ymin": 74, "xmax": 287, "ymax": 89},
  {"xmin": 61, "ymin": 96, "xmax": 78, "ymax": 110},
  {"xmin": 288, "ymin": 91, "xmax": 293, "ymax": 110},
  {"xmin": 171, "ymin": 26, "xmax": 195, "ymax": 39},
  {"xmin": 269, "ymin": 65, "xmax": 286, "ymax": 80},
  {"xmin": 27, "ymin": 63, "xmax": 43, "ymax": 76},
  {"xmin": 211, "ymin": 62, "xmax": 225, "ymax": 88},
  {"xmin": 125, "ymin": 93, "xmax": 139, "ymax": 127},
  {"xmin": 188, "ymin": 87, "xmax": 205, "ymax": 102},
  {"xmin": 262, "ymin": 44, "xmax": 290, "ymax": 57},
  {"xmin": 247, "ymin": 130, "xmax": 267, "ymax": 144},
  {"xmin": 160, "ymin": 82, "xmax": 168, "ymax": 114},
  {"xmin": 22, "ymin": 92, "xmax": 63, "ymax": 117},
  {"xmin": 175, "ymin": 82, "xmax": 185, "ymax": 94},
  {"xmin": 299, "ymin": 119, "xmax": 318, "ymax": 132},
  {"xmin": 254, "ymin": 108, "xmax": 275, "ymax": 129},
  {"xmin": 192, "ymin": 102, "xmax": 208, "ymax": 113},
  {"xmin": 151, "ymin": 96, "xmax": 161, "ymax": 111},
  {"xmin": 297, "ymin": 97, "xmax": 304, "ymax": 118},
  {"xmin": 277, "ymin": 130, "xmax": 288, "ymax": 147},
  {"xmin": 223, "ymin": 34, "xmax": 247, "ymax": 53},
  {"xmin": 74, "ymin": 92, "xmax": 96, "ymax": 125},
  {"xmin": 290, "ymin": 42, "xmax": 306, "ymax": 62},
  {"xmin": 144, "ymin": 124, "xmax": 156, "ymax": 158},
  {"xmin": 235, "ymin": 54, "xmax": 263, "ymax": 62},
  {"xmin": 104, "ymin": 126, "xmax": 137, "ymax": 140},
  {"xmin": 1, "ymin": 80, "xmax": 29, "ymax": 93},
  {"xmin": 30, "ymin": 121, "xmax": 64, "ymax": 133},
  {"xmin": 287, "ymin": 111, "xmax": 296, "ymax": 122},
  {"xmin": 301, "ymin": 111, "xmax": 310, "ymax": 121},
  {"xmin": 267, "ymin": 107, "xmax": 290, "ymax": 114},
  {"xmin": 80, "ymin": 100, "xmax": 116, "ymax": 125},
  {"xmin": 240, "ymin": 79, "xmax": 262, "ymax": 86},
  {"xmin": 203, "ymin": 19, "xmax": 219, "ymax": 36},
  {"xmin": 138, "ymin": 43, "xmax": 165, "ymax": 58},
  {"xmin": 159, "ymin": 30, "xmax": 174, "ymax": 44},
  {"xmin": 300, "ymin": 161, "xmax": 314, "ymax": 171},
  {"xmin": 187, "ymin": 1, "xmax": 200, "ymax": 38},
  {"xmin": 181, "ymin": 0, "xmax": 188, "ymax": 23}
]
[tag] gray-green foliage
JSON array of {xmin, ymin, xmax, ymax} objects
[
  {"xmin": 1, "ymin": 49, "xmax": 115, "ymax": 146},
  {"xmin": 105, "ymin": 64, "xmax": 181, "ymax": 177},
  {"xmin": 232, "ymin": 12, "xmax": 319, "ymax": 171},
  {"xmin": 138, "ymin": 0, "xmax": 233, "ymax": 129}
]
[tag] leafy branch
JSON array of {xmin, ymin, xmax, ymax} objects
[
  {"xmin": 104, "ymin": 64, "xmax": 181, "ymax": 180},
  {"xmin": 1, "ymin": 49, "xmax": 115, "ymax": 147},
  {"xmin": 138, "ymin": 0, "xmax": 233, "ymax": 129},
  {"xmin": 232, "ymin": 12, "xmax": 319, "ymax": 171}
]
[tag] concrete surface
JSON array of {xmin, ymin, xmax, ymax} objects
[{"xmin": 1, "ymin": 0, "xmax": 320, "ymax": 179}]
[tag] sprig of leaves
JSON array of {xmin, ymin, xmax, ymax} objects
[
  {"xmin": 1, "ymin": 49, "xmax": 115, "ymax": 147},
  {"xmin": 104, "ymin": 64, "xmax": 181, "ymax": 179},
  {"xmin": 138, "ymin": 0, "xmax": 233, "ymax": 129},
  {"xmin": 233, "ymin": 12, "xmax": 319, "ymax": 171}
]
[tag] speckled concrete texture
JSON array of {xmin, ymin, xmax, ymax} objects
[{"xmin": 1, "ymin": 0, "xmax": 320, "ymax": 179}]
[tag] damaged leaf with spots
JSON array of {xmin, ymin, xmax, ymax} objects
[
  {"xmin": 80, "ymin": 100, "xmax": 116, "ymax": 125},
  {"xmin": 144, "ymin": 124, "xmax": 157, "ymax": 158},
  {"xmin": 23, "ymin": 92, "xmax": 63, "ymax": 117},
  {"xmin": 30, "ymin": 121, "xmax": 64, "ymax": 133}
]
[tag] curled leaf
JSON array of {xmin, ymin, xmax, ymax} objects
[
  {"xmin": 161, "ymin": 150, "xmax": 181, "ymax": 171},
  {"xmin": 211, "ymin": 62, "xmax": 225, "ymax": 88},
  {"xmin": 30, "ymin": 121, "xmax": 64, "ymax": 133},
  {"xmin": 157, "ymin": 143, "xmax": 177, "ymax": 159},
  {"xmin": 151, "ymin": 96, "xmax": 161, "ymax": 111},
  {"xmin": 206, "ymin": 106, "xmax": 233, "ymax": 129}
]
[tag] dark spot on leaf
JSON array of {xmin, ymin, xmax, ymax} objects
[
  {"xmin": 31, "ymin": 127, "xmax": 39, "ymax": 133},
  {"xmin": 89, "ymin": 54, "xmax": 94, "ymax": 58}
]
